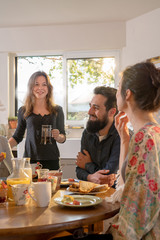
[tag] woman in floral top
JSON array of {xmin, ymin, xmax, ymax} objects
[
  {"xmin": 112, "ymin": 61, "xmax": 160, "ymax": 239},
  {"xmin": 53, "ymin": 62, "xmax": 160, "ymax": 240}
]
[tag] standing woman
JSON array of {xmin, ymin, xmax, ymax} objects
[{"xmin": 9, "ymin": 71, "xmax": 66, "ymax": 170}]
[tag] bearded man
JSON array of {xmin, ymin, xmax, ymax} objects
[{"xmin": 76, "ymin": 86, "xmax": 120, "ymax": 185}]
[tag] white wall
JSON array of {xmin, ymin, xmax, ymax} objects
[
  {"xmin": 0, "ymin": 22, "xmax": 125, "ymax": 52},
  {"xmin": 122, "ymin": 8, "xmax": 160, "ymax": 69}
]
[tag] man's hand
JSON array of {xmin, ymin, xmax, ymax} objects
[
  {"xmin": 76, "ymin": 150, "xmax": 92, "ymax": 169},
  {"xmin": 87, "ymin": 170, "xmax": 116, "ymax": 186}
]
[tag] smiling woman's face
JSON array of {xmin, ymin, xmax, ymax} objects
[{"xmin": 33, "ymin": 76, "xmax": 48, "ymax": 99}]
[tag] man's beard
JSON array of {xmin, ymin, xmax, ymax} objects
[{"xmin": 86, "ymin": 114, "xmax": 109, "ymax": 133}]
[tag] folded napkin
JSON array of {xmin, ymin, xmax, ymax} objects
[{"xmin": 105, "ymin": 184, "xmax": 124, "ymax": 204}]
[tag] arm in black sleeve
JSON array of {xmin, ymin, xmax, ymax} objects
[
  {"xmin": 76, "ymin": 130, "xmax": 92, "ymax": 180},
  {"xmin": 56, "ymin": 106, "xmax": 66, "ymax": 137},
  {"xmin": 12, "ymin": 107, "xmax": 26, "ymax": 144},
  {"xmin": 76, "ymin": 166, "xmax": 89, "ymax": 181},
  {"xmin": 80, "ymin": 134, "xmax": 120, "ymax": 176},
  {"xmin": 103, "ymin": 135, "xmax": 120, "ymax": 173}
]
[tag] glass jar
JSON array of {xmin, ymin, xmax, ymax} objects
[
  {"xmin": 47, "ymin": 170, "xmax": 62, "ymax": 190},
  {"xmin": 24, "ymin": 158, "xmax": 32, "ymax": 183},
  {"xmin": 37, "ymin": 169, "xmax": 49, "ymax": 182},
  {"xmin": 6, "ymin": 158, "xmax": 30, "ymax": 200},
  {"xmin": 40, "ymin": 125, "xmax": 52, "ymax": 144},
  {"xmin": 47, "ymin": 171, "xmax": 58, "ymax": 194}
]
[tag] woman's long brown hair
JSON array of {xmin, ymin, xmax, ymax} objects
[{"xmin": 23, "ymin": 71, "xmax": 57, "ymax": 118}]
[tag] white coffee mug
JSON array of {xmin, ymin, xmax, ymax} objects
[
  {"xmin": 28, "ymin": 182, "xmax": 51, "ymax": 207},
  {"xmin": 11, "ymin": 184, "xmax": 30, "ymax": 206}
]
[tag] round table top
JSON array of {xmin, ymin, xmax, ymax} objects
[{"xmin": 0, "ymin": 188, "xmax": 120, "ymax": 240}]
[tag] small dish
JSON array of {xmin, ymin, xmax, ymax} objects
[{"xmin": 54, "ymin": 195, "xmax": 102, "ymax": 207}]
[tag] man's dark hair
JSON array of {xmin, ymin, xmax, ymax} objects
[{"xmin": 94, "ymin": 86, "xmax": 118, "ymax": 113}]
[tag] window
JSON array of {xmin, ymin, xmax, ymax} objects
[
  {"xmin": 16, "ymin": 56, "xmax": 63, "ymax": 110},
  {"xmin": 67, "ymin": 57, "xmax": 115, "ymax": 121},
  {"xmin": 16, "ymin": 51, "xmax": 119, "ymax": 124}
]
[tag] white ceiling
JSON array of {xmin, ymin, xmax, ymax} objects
[{"xmin": 0, "ymin": 0, "xmax": 160, "ymax": 28}]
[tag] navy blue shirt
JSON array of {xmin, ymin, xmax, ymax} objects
[{"xmin": 76, "ymin": 122, "xmax": 120, "ymax": 181}]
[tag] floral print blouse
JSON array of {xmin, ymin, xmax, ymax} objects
[{"xmin": 111, "ymin": 123, "xmax": 160, "ymax": 240}]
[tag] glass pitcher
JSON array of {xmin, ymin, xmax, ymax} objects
[
  {"xmin": 6, "ymin": 158, "xmax": 30, "ymax": 201},
  {"xmin": 40, "ymin": 125, "xmax": 52, "ymax": 144},
  {"xmin": 24, "ymin": 158, "xmax": 32, "ymax": 183}
]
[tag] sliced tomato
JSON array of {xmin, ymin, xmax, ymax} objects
[
  {"xmin": 73, "ymin": 200, "xmax": 80, "ymax": 205},
  {"xmin": 68, "ymin": 178, "xmax": 75, "ymax": 182}
]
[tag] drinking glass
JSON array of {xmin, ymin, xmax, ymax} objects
[
  {"xmin": 47, "ymin": 172, "xmax": 58, "ymax": 194},
  {"xmin": 37, "ymin": 169, "xmax": 49, "ymax": 182},
  {"xmin": 47, "ymin": 170, "xmax": 62, "ymax": 190}
]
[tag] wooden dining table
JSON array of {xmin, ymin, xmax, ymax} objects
[{"xmin": 0, "ymin": 187, "xmax": 120, "ymax": 240}]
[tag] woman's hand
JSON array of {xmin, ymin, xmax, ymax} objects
[
  {"xmin": 52, "ymin": 129, "xmax": 60, "ymax": 140},
  {"xmin": 52, "ymin": 129, "xmax": 66, "ymax": 143},
  {"xmin": 115, "ymin": 111, "xmax": 130, "ymax": 144}
]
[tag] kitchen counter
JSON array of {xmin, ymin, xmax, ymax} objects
[
  {"xmin": 57, "ymin": 138, "xmax": 81, "ymax": 159},
  {"xmin": 17, "ymin": 138, "xmax": 81, "ymax": 159}
]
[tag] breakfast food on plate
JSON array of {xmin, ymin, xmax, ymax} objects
[
  {"xmin": 62, "ymin": 195, "xmax": 74, "ymax": 203},
  {"xmin": 61, "ymin": 195, "xmax": 80, "ymax": 205},
  {"xmin": 68, "ymin": 182, "xmax": 80, "ymax": 192},
  {"xmin": 69, "ymin": 180, "xmax": 109, "ymax": 193},
  {"xmin": 68, "ymin": 178, "xmax": 75, "ymax": 182},
  {"xmin": 91, "ymin": 184, "xmax": 110, "ymax": 192},
  {"xmin": 79, "ymin": 181, "xmax": 99, "ymax": 193}
]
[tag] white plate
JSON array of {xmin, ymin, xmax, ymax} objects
[
  {"xmin": 66, "ymin": 187, "xmax": 108, "ymax": 195},
  {"xmin": 54, "ymin": 195, "xmax": 102, "ymax": 207}
]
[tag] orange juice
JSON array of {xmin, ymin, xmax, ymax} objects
[{"xmin": 7, "ymin": 178, "xmax": 30, "ymax": 200}]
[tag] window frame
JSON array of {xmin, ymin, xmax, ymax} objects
[
  {"xmin": 12, "ymin": 50, "xmax": 120, "ymax": 126},
  {"xmin": 63, "ymin": 50, "xmax": 120, "ymax": 126}
]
